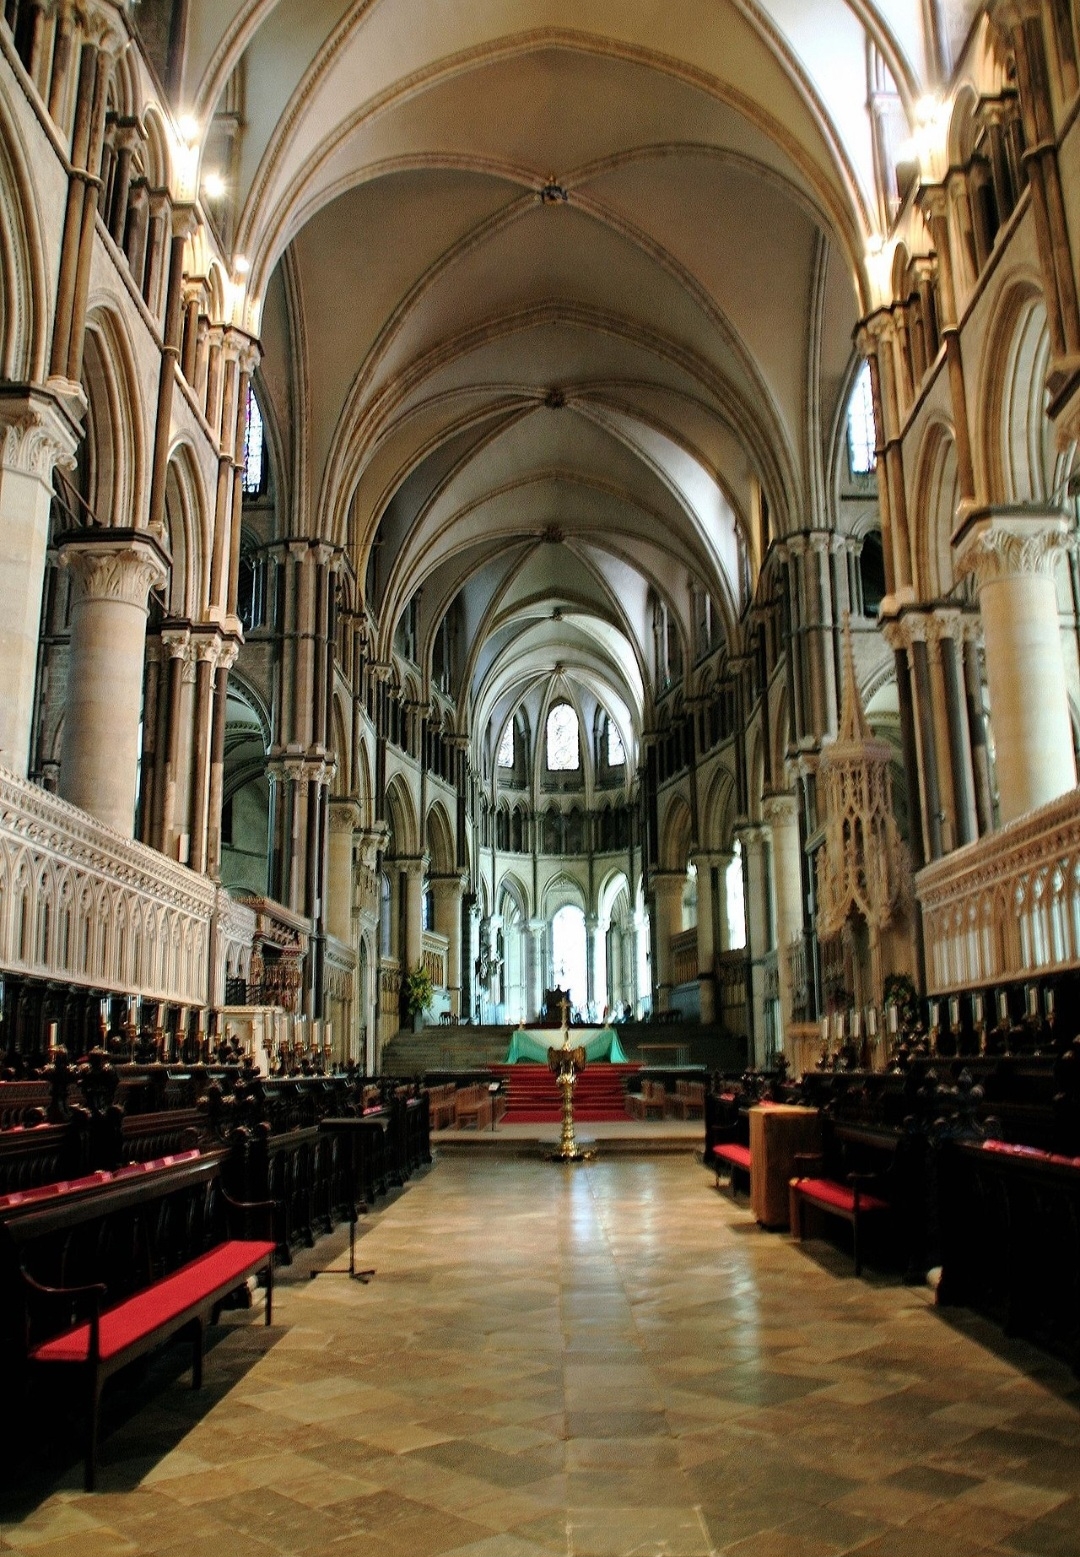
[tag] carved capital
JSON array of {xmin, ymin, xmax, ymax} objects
[
  {"xmin": 0, "ymin": 388, "xmax": 80, "ymax": 479},
  {"xmin": 59, "ymin": 531, "xmax": 169, "ymax": 611},
  {"xmin": 953, "ymin": 506, "xmax": 1070, "ymax": 588},
  {"xmin": 762, "ymin": 791, "xmax": 799, "ymax": 829},
  {"xmin": 329, "ymin": 798, "xmax": 362, "ymax": 834}
]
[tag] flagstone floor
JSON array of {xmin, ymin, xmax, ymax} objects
[{"xmin": 3, "ymin": 1154, "xmax": 1080, "ymax": 1557}]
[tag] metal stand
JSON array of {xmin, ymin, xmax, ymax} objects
[
  {"xmin": 309, "ymin": 1213, "xmax": 375, "ymax": 1283},
  {"xmin": 546, "ymin": 998, "xmax": 594, "ymax": 1163}
]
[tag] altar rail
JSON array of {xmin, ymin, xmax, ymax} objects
[
  {"xmin": 0, "ymin": 767, "xmax": 251, "ymax": 1008},
  {"xmin": 917, "ymin": 786, "xmax": 1080, "ymax": 994}
]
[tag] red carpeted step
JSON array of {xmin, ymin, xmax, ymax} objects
[{"xmin": 491, "ymin": 1062, "xmax": 640, "ymax": 1124}]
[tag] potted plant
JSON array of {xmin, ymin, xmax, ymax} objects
[{"xmin": 404, "ymin": 963, "xmax": 434, "ymax": 1032}]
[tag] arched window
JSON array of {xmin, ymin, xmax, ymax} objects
[
  {"xmin": 606, "ymin": 718, "xmax": 625, "ymax": 767},
  {"xmin": 497, "ymin": 721, "xmax": 514, "ymax": 768},
  {"xmin": 546, "ymin": 703, "xmax": 579, "ymax": 770},
  {"xmin": 243, "ymin": 384, "xmax": 266, "ymax": 496},
  {"xmin": 847, "ymin": 362, "xmax": 877, "ymax": 476}
]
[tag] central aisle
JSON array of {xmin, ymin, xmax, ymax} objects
[{"xmin": 8, "ymin": 1157, "xmax": 1080, "ymax": 1555}]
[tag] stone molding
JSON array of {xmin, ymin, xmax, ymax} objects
[{"xmin": 0, "ymin": 388, "xmax": 80, "ymax": 479}]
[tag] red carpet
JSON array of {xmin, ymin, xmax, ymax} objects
[{"xmin": 490, "ymin": 1062, "xmax": 639, "ymax": 1123}]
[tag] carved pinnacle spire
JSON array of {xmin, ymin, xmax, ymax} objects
[{"xmin": 836, "ymin": 610, "xmax": 872, "ymax": 745}]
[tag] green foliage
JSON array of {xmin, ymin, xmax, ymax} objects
[
  {"xmin": 404, "ymin": 963, "xmax": 434, "ymax": 1015},
  {"xmin": 883, "ymin": 972, "xmax": 918, "ymax": 1030}
]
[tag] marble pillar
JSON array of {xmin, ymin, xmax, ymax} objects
[
  {"xmin": 651, "ymin": 871, "xmax": 685, "ymax": 1013},
  {"xmin": 431, "ymin": 873, "xmax": 466, "ymax": 1015},
  {"xmin": 762, "ymin": 794, "xmax": 803, "ymax": 1050},
  {"xmin": 955, "ymin": 508, "xmax": 1076, "ymax": 824},
  {"xmin": 691, "ymin": 853, "xmax": 717, "ymax": 1023},
  {"xmin": 0, "ymin": 390, "xmax": 80, "ymax": 777},
  {"xmin": 327, "ymin": 799, "xmax": 361, "ymax": 944},
  {"xmin": 58, "ymin": 530, "xmax": 168, "ymax": 836}
]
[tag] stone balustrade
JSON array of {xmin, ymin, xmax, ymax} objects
[
  {"xmin": 917, "ymin": 787, "xmax": 1080, "ymax": 992},
  {"xmin": 0, "ymin": 767, "xmax": 251, "ymax": 1007}
]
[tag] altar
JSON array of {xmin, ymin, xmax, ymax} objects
[{"xmin": 503, "ymin": 1026, "xmax": 629, "ymax": 1064}]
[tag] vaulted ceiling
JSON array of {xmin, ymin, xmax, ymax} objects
[{"xmin": 183, "ymin": 0, "xmax": 978, "ymax": 765}]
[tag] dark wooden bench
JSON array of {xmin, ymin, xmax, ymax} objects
[
  {"xmin": 1, "ymin": 1152, "xmax": 275, "ymax": 1490},
  {"xmin": 788, "ymin": 1151, "xmax": 890, "ymax": 1275},
  {"xmin": 711, "ymin": 1141, "xmax": 752, "ymax": 1197}
]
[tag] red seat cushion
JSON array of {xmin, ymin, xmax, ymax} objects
[
  {"xmin": 31, "ymin": 1240, "xmax": 275, "ymax": 1364},
  {"xmin": 712, "ymin": 1143, "xmax": 752, "ymax": 1170},
  {"xmin": 795, "ymin": 1177, "xmax": 888, "ymax": 1215}
]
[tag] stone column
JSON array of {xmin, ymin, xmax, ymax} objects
[
  {"xmin": 955, "ymin": 508, "xmax": 1076, "ymax": 824},
  {"xmin": 431, "ymin": 873, "xmax": 466, "ymax": 1015},
  {"xmin": 528, "ymin": 917, "xmax": 547, "ymax": 1020},
  {"xmin": 762, "ymin": 794, "xmax": 803, "ymax": 1051},
  {"xmin": 713, "ymin": 849, "xmax": 735, "ymax": 952},
  {"xmin": 58, "ymin": 530, "xmax": 168, "ymax": 835},
  {"xmin": 691, "ymin": 853, "xmax": 717, "ymax": 1023},
  {"xmin": 327, "ymin": 799, "xmax": 361, "ymax": 944},
  {"xmin": 740, "ymin": 827, "xmax": 770, "ymax": 1067},
  {"xmin": 401, "ymin": 856, "xmax": 427, "ymax": 974},
  {"xmin": 651, "ymin": 871, "xmax": 684, "ymax": 1013},
  {"xmin": 0, "ymin": 390, "xmax": 80, "ymax": 776}
]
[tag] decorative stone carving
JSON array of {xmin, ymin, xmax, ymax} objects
[
  {"xmin": 0, "ymin": 392, "xmax": 79, "ymax": 479},
  {"xmin": 60, "ymin": 532, "xmax": 169, "ymax": 611},
  {"xmin": 953, "ymin": 507, "xmax": 1070, "ymax": 587}
]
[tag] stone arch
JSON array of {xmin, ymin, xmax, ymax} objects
[
  {"xmin": 0, "ymin": 78, "xmax": 48, "ymax": 380},
  {"xmin": 496, "ymin": 868, "xmax": 530, "ymax": 921},
  {"xmin": 659, "ymin": 793, "xmax": 693, "ymax": 872},
  {"xmin": 980, "ymin": 279, "xmax": 1056, "ymax": 505},
  {"xmin": 912, "ymin": 418, "xmax": 960, "ymax": 598},
  {"xmin": 543, "ymin": 873, "xmax": 586, "ymax": 917},
  {"xmin": 330, "ymin": 693, "xmax": 350, "ymax": 796},
  {"xmin": 425, "ymin": 800, "xmax": 455, "ymax": 875},
  {"xmin": 384, "ymin": 773, "xmax": 418, "ymax": 857},
  {"xmin": 163, "ymin": 442, "xmax": 209, "ymax": 617},
  {"xmin": 702, "ymin": 765, "xmax": 737, "ymax": 851},
  {"xmin": 81, "ymin": 306, "xmax": 146, "ymax": 527}
]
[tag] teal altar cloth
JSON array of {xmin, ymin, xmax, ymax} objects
[{"xmin": 503, "ymin": 1027, "xmax": 628, "ymax": 1064}]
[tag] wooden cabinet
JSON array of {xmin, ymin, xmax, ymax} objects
[{"xmin": 749, "ymin": 1104, "xmax": 822, "ymax": 1229}]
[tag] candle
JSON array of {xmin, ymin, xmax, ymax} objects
[
  {"xmin": 851, "ymin": 1010, "xmax": 861, "ymax": 1041},
  {"xmin": 930, "ymin": 1001, "xmax": 940, "ymax": 1030},
  {"xmin": 820, "ymin": 1016, "xmax": 829, "ymax": 1046},
  {"xmin": 973, "ymin": 993, "xmax": 984, "ymax": 1025},
  {"xmin": 867, "ymin": 1006, "xmax": 878, "ymax": 1037},
  {"xmin": 1027, "ymin": 986, "xmax": 1038, "ymax": 1018},
  {"xmin": 949, "ymin": 995, "xmax": 960, "ymax": 1030},
  {"xmin": 1046, "ymin": 988, "xmax": 1055, "ymax": 1017},
  {"xmin": 998, "ymin": 990, "xmax": 1008, "ymax": 1024},
  {"xmin": 888, "ymin": 1004, "xmax": 899, "ymax": 1036}
]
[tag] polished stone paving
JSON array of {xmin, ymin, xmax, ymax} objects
[{"xmin": 3, "ymin": 1154, "xmax": 1080, "ymax": 1556}]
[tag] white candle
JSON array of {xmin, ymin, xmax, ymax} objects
[
  {"xmin": 820, "ymin": 1016, "xmax": 829, "ymax": 1045},
  {"xmin": 1046, "ymin": 988, "xmax": 1055, "ymax": 1017},
  {"xmin": 867, "ymin": 1006, "xmax": 877, "ymax": 1037},
  {"xmin": 888, "ymin": 1004, "xmax": 899, "ymax": 1036},
  {"xmin": 973, "ymin": 993, "xmax": 984, "ymax": 1025},
  {"xmin": 930, "ymin": 1001, "xmax": 940, "ymax": 1029},
  {"xmin": 1027, "ymin": 986, "xmax": 1038, "ymax": 1018},
  {"xmin": 851, "ymin": 1010, "xmax": 861, "ymax": 1041},
  {"xmin": 998, "ymin": 990, "xmax": 1008, "ymax": 1024},
  {"xmin": 949, "ymin": 995, "xmax": 960, "ymax": 1029}
]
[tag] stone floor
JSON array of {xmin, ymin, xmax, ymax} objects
[{"xmin": 3, "ymin": 1154, "xmax": 1080, "ymax": 1556}]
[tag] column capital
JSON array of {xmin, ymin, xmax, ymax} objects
[
  {"xmin": 0, "ymin": 386, "xmax": 81, "ymax": 478},
  {"xmin": 761, "ymin": 791, "xmax": 799, "ymax": 828},
  {"xmin": 953, "ymin": 505, "xmax": 1071, "ymax": 588},
  {"xmin": 329, "ymin": 797, "xmax": 363, "ymax": 834},
  {"xmin": 358, "ymin": 822, "xmax": 389, "ymax": 868},
  {"xmin": 398, "ymin": 854, "xmax": 429, "ymax": 879},
  {"xmin": 58, "ymin": 530, "xmax": 169, "ymax": 611}
]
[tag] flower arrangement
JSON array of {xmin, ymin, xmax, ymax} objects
[{"xmin": 404, "ymin": 963, "xmax": 434, "ymax": 1016}]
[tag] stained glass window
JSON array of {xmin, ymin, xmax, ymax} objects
[
  {"xmin": 243, "ymin": 385, "xmax": 265, "ymax": 496},
  {"xmin": 847, "ymin": 361, "xmax": 877, "ymax": 476},
  {"xmin": 606, "ymin": 718, "xmax": 625, "ymax": 766},
  {"xmin": 497, "ymin": 720, "xmax": 514, "ymax": 767},
  {"xmin": 546, "ymin": 703, "xmax": 579, "ymax": 770}
]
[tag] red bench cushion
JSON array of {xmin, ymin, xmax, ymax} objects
[
  {"xmin": 712, "ymin": 1143, "xmax": 752, "ymax": 1170},
  {"xmin": 31, "ymin": 1240, "xmax": 275, "ymax": 1364},
  {"xmin": 795, "ymin": 1177, "xmax": 888, "ymax": 1215}
]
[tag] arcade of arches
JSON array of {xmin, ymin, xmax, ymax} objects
[{"xmin": 4, "ymin": 0, "xmax": 1080, "ymax": 1076}]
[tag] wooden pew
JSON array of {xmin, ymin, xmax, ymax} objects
[{"xmin": 0, "ymin": 1153, "xmax": 275, "ymax": 1490}]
